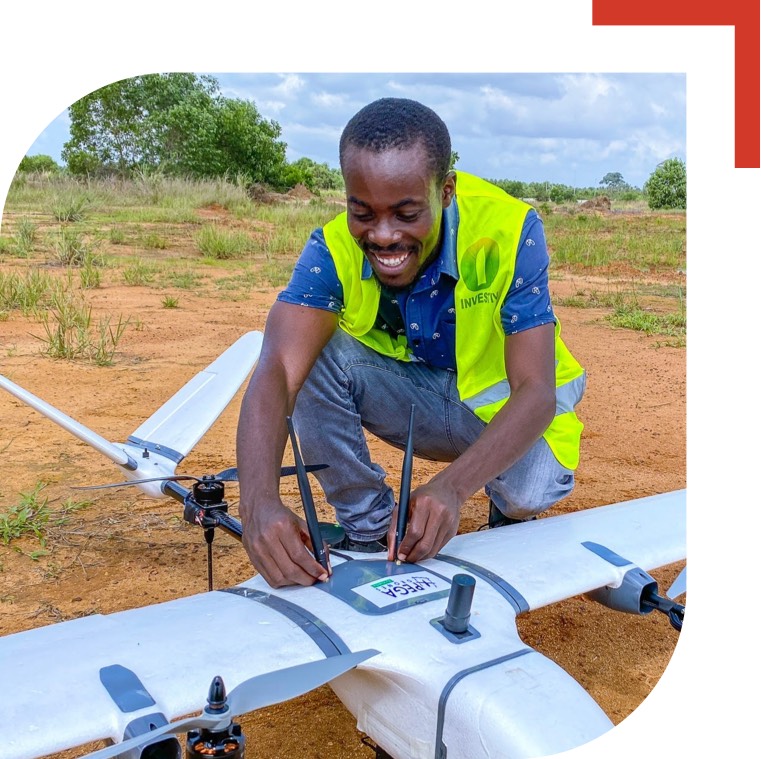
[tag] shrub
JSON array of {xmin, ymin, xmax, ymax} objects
[
  {"xmin": 644, "ymin": 158, "xmax": 686, "ymax": 210},
  {"xmin": 196, "ymin": 225, "xmax": 251, "ymax": 259},
  {"xmin": 18, "ymin": 155, "xmax": 61, "ymax": 174},
  {"xmin": 51, "ymin": 192, "xmax": 92, "ymax": 222},
  {"xmin": 51, "ymin": 228, "xmax": 94, "ymax": 266}
]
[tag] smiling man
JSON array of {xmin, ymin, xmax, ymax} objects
[{"xmin": 236, "ymin": 98, "xmax": 586, "ymax": 588}]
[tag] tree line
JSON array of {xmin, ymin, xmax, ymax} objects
[{"xmin": 17, "ymin": 73, "xmax": 686, "ymax": 209}]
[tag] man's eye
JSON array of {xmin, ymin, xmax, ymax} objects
[
  {"xmin": 351, "ymin": 212, "xmax": 373, "ymax": 222},
  {"xmin": 397, "ymin": 213, "xmax": 419, "ymax": 222}
]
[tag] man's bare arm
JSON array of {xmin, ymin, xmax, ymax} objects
[
  {"xmin": 236, "ymin": 301, "xmax": 338, "ymax": 587},
  {"xmin": 392, "ymin": 322, "xmax": 557, "ymax": 562}
]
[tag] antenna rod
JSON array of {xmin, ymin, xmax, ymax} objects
[
  {"xmin": 285, "ymin": 416, "xmax": 329, "ymax": 573},
  {"xmin": 394, "ymin": 404, "xmax": 415, "ymax": 560}
]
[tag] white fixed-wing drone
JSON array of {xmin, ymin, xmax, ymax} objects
[{"xmin": 0, "ymin": 330, "xmax": 686, "ymax": 759}]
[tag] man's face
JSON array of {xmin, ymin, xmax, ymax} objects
[{"xmin": 342, "ymin": 143, "xmax": 455, "ymax": 289}]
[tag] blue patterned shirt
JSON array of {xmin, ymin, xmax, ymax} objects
[{"xmin": 278, "ymin": 198, "xmax": 555, "ymax": 370}]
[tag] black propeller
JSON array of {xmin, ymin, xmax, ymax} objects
[{"xmin": 73, "ymin": 464, "xmax": 328, "ymax": 491}]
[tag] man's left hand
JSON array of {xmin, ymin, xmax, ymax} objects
[{"xmin": 387, "ymin": 481, "xmax": 460, "ymax": 563}]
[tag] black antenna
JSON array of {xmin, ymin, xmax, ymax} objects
[
  {"xmin": 286, "ymin": 416, "xmax": 330, "ymax": 573},
  {"xmin": 394, "ymin": 404, "xmax": 415, "ymax": 560}
]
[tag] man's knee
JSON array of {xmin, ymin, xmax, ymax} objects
[{"xmin": 493, "ymin": 471, "xmax": 575, "ymax": 520}]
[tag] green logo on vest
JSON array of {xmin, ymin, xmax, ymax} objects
[{"xmin": 460, "ymin": 237, "xmax": 499, "ymax": 292}]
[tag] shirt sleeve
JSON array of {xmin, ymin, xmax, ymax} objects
[
  {"xmin": 500, "ymin": 210, "xmax": 556, "ymax": 335},
  {"xmin": 276, "ymin": 228, "xmax": 344, "ymax": 314}
]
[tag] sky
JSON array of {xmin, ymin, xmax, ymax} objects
[
  {"xmin": 27, "ymin": 72, "xmax": 685, "ymax": 189},
  {"xmin": 2, "ymin": 2, "xmax": 761, "ymax": 757}
]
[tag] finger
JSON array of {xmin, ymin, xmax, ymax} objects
[
  {"xmin": 397, "ymin": 504, "xmax": 428, "ymax": 562},
  {"xmin": 254, "ymin": 528, "xmax": 327, "ymax": 587},
  {"xmin": 288, "ymin": 543, "xmax": 330, "ymax": 584},
  {"xmin": 387, "ymin": 506, "xmax": 399, "ymax": 560},
  {"xmin": 411, "ymin": 512, "xmax": 457, "ymax": 563}
]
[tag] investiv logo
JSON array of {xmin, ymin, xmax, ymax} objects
[{"xmin": 459, "ymin": 237, "xmax": 500, "ymax": 307}]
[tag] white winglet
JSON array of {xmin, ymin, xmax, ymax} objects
[
  {"xmin": 128, "ymin": 330, "xmax": 263, "ymax": 459},
  {"xmin": 667, "ymin": 567, "xmax": 686, "ymax": 599}
]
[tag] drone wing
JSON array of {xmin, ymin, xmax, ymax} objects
[
  {"xmin": 0, "ymin": 331, "xmax": 263, "ymax": 497},
  {"xmin": 1, "ymin": 490, "xmax": 685, "ymax": 759},
  {"xmin": 1, "ymin": 587, "xmax": 375, "ymax": 759}
]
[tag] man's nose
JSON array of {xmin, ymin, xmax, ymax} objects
[{"xmin": 367, "ymin": 218, "xmax": 402, "ymax": 247}]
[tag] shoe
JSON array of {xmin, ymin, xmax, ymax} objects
[
  {"xmin": 480, "ymin": 500, "xmax": 536, "ymax": 530},
  {"xmin": 332, "ymin": 532, "xmax": 388, "ymax": 553}
]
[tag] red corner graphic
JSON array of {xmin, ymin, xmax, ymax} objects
[{"xmin": 592, "ymin": 0, "xmax": 760, "ymax": 169}]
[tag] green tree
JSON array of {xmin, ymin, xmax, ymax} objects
[
  {"xmin": 549, "ymin": 183, "xmax": 575, "ymax": 203},
  {"xmin": 63, "ymin": 74, "xmax": 218, "ymax": 175},
  {"xmin": 449, "ymin": 150, "xmax": 460, "ymax": 170},
  {"xmin": 62, "ymin": 73, "xmax": 289, "ymax": 185},
  {"xmin": 18, "ymin": 154, "xmax": 60, "ymax": 173},
  {"xmin": 644, "ymin": 158, "xmax": 686, "ymax": 209},
  {"xmin": 599, "ymin": 172, "xmax": 628, "ymax": 190},
  {"xmin": 490, "ymin": 179, "xmax": 527, "ymax": 198},
  {"xmin": 288, "ymin": 157, "xmax": 344, "ymax": 192}
]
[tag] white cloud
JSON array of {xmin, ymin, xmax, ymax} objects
[
  {"xmin": 311, "ymin": 91, "xmax": 347, "ymax": 108},
  {"xmin": 272, "ymin": 73, "xmax": 305, "ymax": 97}
]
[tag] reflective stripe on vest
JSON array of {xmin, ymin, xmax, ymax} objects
[{"xmin": 464, "ymin": 370, "xmax": 586, "ymax": 417}]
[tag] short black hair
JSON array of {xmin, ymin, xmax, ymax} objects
[{"xmin": 339, "ymin": 98, "xmax": 452, "ymax": 184}]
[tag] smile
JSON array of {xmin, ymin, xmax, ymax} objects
[{"xmin": 372, "ymin": 251, "xmax": 411, "ymax": 268}]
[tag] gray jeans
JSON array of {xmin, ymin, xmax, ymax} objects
[{"xmin": 292, "ymin": 329, "xmax": 575, "ymax": 541}]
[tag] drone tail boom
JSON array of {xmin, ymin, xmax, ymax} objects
[
  {"xmin": 1, "ymin": 331, "xmax": 263, "ymax": 498},
  {"xmin": 0, "ymin": 374, "xmax": 135, "ymax": 469}
]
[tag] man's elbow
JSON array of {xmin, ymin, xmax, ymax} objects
[{"xmin": 537, "ymin": 381, "xmax": 557, "ymax": 428}]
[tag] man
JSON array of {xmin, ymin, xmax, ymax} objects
[{"xmin": 236, "ymin": 97, "xmax": 585, "ymax": 588}]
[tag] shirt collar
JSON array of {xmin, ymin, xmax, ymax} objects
[{"xmin": 360, "ymin": 198, "xmax": 460, "ymax": 282}]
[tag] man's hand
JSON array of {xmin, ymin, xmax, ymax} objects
[
  {"xmin": 242, "ymin": 500, "xmax": 330, "ymax": 588},
  {"xmin": 387, "ymin": 481, "xmax": 460, "ymax": 563}
]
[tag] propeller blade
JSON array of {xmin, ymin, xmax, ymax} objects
[
  {"xmin": 75, "ymin": 464, "xmax": 331, "ymax": 491},
  {"xmin": 226, "ymin": 648, "xmax": 380, "ymax": 716},
  {"xmin": 81, "ymin": 715, "xmax": 218, "ymax": 759},
  {"xmin": 72, "ymin": 475, "xmax": 200, "ymax": 490},
  {"xmin": 667, "ymin": 567, "xmax": 686, "ymax": 599},
  {"xmin": 280, "ymin": 463, "xmax": 329, "ymax": 478},
  {"xmin": 80, "ymin": 650, "xmax": 378, "ymax": 759},
  {"xmin": 214, "ymin": 464, "xmax": 329, "ymax": 482}
]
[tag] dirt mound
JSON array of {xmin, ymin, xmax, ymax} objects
[
  {"xmin": 246, "ymin": 182, "xmax": 316, "ymax": 204},
  {"xmin": 287, "ymin": 183, "xmax": 315, "ymax": 200},
  {"xmin": 578, "ymin": 195, "xmax": 612, "ymax": 211}
]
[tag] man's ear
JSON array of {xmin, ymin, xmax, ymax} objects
[{"xmin": 441, "ymin": 171, "xmax": 457, "ymax": 208}]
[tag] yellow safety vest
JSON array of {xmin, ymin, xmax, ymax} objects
[{"xmin": 322, "ymin": 172, "xmax": 585, "ymax": 469}]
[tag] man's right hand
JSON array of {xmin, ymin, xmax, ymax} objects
[{"xmin": 242, "ymin": 501, "xmax": 330, "ymax": 588}]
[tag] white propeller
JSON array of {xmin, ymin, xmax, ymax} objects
[
  {"xmin": 82, "ymin": 649, "xmax": 379, "ymax": 759},
  {"xmin": 667, "ymin": 567, "xmax": 686, "ymax": 600}
]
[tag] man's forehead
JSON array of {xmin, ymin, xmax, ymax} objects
[{"xmin": 343, "ymin": 142, "xmax": 430, "ymax": 174}]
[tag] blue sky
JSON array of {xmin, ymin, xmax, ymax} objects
[{"xmin": 27, "ymin": 72, "xmax": 685, "ymax": 189}]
